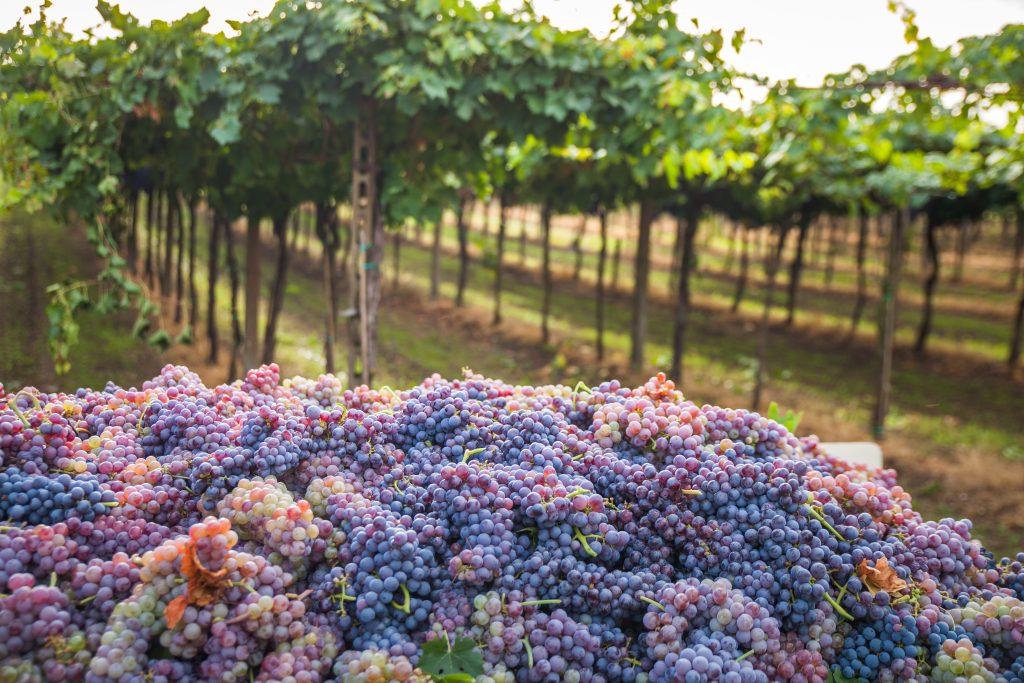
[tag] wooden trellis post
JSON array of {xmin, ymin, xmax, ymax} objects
[
  {"xmin": 350, "ymin": 99, "xmax": 380, "ymax": 386},
  {"xmin": 872, "ymin": 208, "xmax": 907, "ymax": 439}
]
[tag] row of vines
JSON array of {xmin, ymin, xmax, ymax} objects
[{"xmin": 0, "ymin": 0, "xmax": 1022, "ymax": 439}]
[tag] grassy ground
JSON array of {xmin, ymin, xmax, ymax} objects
[
  {"xmin": 2, "ymin": 209, "xmax": 1022, "ymax": 557},
  {"xmin": 457, "ymin": 207, "xmax": 1021, "ymax": 363}
]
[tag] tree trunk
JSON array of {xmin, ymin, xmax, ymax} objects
[
  {"xmin": 316, "ymin": 202, "xmax": 339, "ymax": 374},
  {"xmin": 872, "ymin": 209, "xmax": 906, "ymax": 440},
  {"xmin": 540, "ymin": 201, "xmax": 553, "ymax": 345},
  {"xmin": 1010, "ymin": 207, "xmax": 1023, "ymax": 292},
  {"xmin": 824, "ymin": 216, "xmax": 838, "ymax": 288},
  {"xmin": 731, "ymin": 226, "xmax": 750, "ymax": 313},
  {"xmin": 611, "ymin": 239, "xmax": 622, "ymax": 293},
  {"xmin": 722, "ymin": 220, "xmax": 737, "ymax": 275},
  {"xmin": 596, "ymin": 208, "xmax": 608, "ymax": 361},
  {"xmin": 187, "ymin": 198, "xmax": 198, "ymax": 332},
  {"xmin": 669, "ymin": 213, "xmax": 686, "ymax": 297},
  {"xmin": 225, "ymin": 217, "xmax": 243, "ymax": 382},
  {"xmin": 261, "ymin": 215, "xmax": 290, "ymax": 365},
  {"xmin": 1009, "ymin": 285, "xmax": 1024, "ymax": 368},
  {"xmin": 954, "ymin": 219, "xmax": 968, "ymax": 283},
  {"xmin": 144, "ymin": 190, "xmax": 155, "ymax": 287},
  {"xmin": 519, "ymin": 206, "xmax": 528, "ymax": 264},
  {"xmin": 207, "ymin": 211, "xmax": 221, "ymax": 364},
  {"xmin": 128, "ymin": 189, "xmax": 139, "ymax": 275},
  {"xmin": 752, "ymin": 225, "xmax": 788, "ymax": 411},
  {"xmin": 670, "ymin": 201, "xmax": 702, "ymax": 383},
  {"xmin": 391, "ymin": 226, "xmax": 401, "ymax": 290},
  {"xmin": 304, "ymin": 206, "xmax": 314, "ymax": 253},
  {"xmin": 338, "ymin": 205, "xmax": 351, "ymax": 288},
  {"xmin": 243, "ymin": 217, "xmax": 261, "ymax": 370},
  {"xmin": 630, "ymin": 200, "xmax": 656, "ymax": 372},
  {"xmin": 174, "ymin": 194, "xmax": 185, "ymax": 324},
  {"xmin": 914, "ymin": 217, "xmax": 939, "ymax": 356},
  {"xmin": 572, "ymin": 214, "xmax": 586, "ymax": 282},
  {"xmin": 784, "ymin": 213, "xmax": 810, "ymax": 326},
  {"xmin": 430, "ymin": 219, "xmax": 442, "ymax": 301},
  {"xmin": 346, "ymin": 206, "xmax": 359, "ymax": 383},
  {"xmin": 812, "ymin": 218, "xmax": 825, "ymax": 269},
  {"xmin": 848, "ymin": 209, "xmax": 870, "ymax": 338},
  {"xmin": 455, "ymin": 197, "xmax": 471, "ymax": 307},
  {"xmin": 492, "ymin": 195, "xmax": 507, "ymax": 326},
  {"xmin": 350, "ymin": 103, "xmax": 382, "ymax": 385},
  {"xmin": 288, "ymin": 209, "xmax": 302, "ymax": 258},
  {"xmin": 161, "ymin": 193, "xmax": 174, "ymax": 299}
]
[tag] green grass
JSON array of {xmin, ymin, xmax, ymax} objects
[{"xmin": 450, "ymin": 210, "xmax": 1020, "ymax": 363}]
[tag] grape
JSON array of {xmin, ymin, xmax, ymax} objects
[
  {"xmin": 1, "ymin": 367, "xmax": 1023, "ymax": 680},
  {"xmin": 0, "ymin": 469, "xmax": 116, "ymax": 524}
]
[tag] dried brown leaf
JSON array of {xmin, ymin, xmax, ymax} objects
[{"xmin": 857, "ymin": 557, "xmax": 908, "ymax": 595}]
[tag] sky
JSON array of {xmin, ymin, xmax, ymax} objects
[{"xmin": 2, "ymin": 0, "xmax": 1023, "ymax": 86}]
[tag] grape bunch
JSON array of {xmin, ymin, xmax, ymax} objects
[{"xmin": 0, "ymin": 365, "xmax": 1023, "ymax": 682}]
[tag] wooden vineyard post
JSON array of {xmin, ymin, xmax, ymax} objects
[
  {"xmin": 596, "ymin": 208, "xmax": 608, "ymax": 361},
  {"xmin": 243, "ymin": 216, "xmax": 261, "ymax": 371},
  {"xmin": 752, "ymin": 225, "xmax": 788, "ymax": 412},
  {"xmin": 630, "ymin": 200, "xmax": 655, "ymax": 372},
  {"xmin": 669, "ymin": 200, "xmax": 701, "ymax": 383},
  {"xmin": 493, "ymin": 194, "xmax": 507, "ymax": 326},
  {"xmin": 350, "ymin": 100, "xmax": 380, "ymax": 386},
  {"xmin": 872, "ymin": 209, "xmax": 906, "ymax": 439},
  {"xmin": 540, "ymin": 201, "xmax": 553, "ymax": 345},
  {"xmin": 455, "ymin": 196, "xmax": 470, "ymax": 307},
  {"xmin": 611, "ymin": 239, "xmax": 622, "ymax": 293}
]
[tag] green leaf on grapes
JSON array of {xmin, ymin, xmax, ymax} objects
[
  {"xmin": 828, "ymin": 669, "xmax": 868, "ymax": 683},
  {"xmin": 419, "ymin": 637, "xmax": 484, "ymax": 682},
  {"xmin": 766, "ymin": 401, "xmax": 802, "ymax": 434}
]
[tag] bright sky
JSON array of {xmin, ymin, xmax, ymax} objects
[{"xmin": 3, "ymin": 0, "xmax": 1023, "ymax": 86}]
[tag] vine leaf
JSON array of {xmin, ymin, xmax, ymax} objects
[
  {"xmin": 828, "ymin": 668, "xmax": 869, "ymax": 683},
  {"xmin": 164, "ymin": 595, "xmax": 188, "ymax": 630},
  {"xmin": 856, "ymin": 556, "xmax": 908, "ymax": 595},
  {"xmin": 419, "ymin": 637, "xmax": 484, "ymax": 682},
  {"xmin": 766, "ymin": 401, "xmax": 802, "ymax": 433},
  {"xmin": 164, "ymin": 541, "xmax": 230, "ymax": 629}
]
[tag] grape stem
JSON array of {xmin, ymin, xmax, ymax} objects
[
  {"xmin": 822, "ymin": 589, "xmax": 855, "ymax": 621},
  {"xmin": 638, "ymin": 595, "xmax": 666, "ymax": 611},
  {"xmin": 391, "ymin": 583, "xmax": 411, "ymax": 614},
  {"xmin": 804, "ymin": 492, "xmax": 845, "ymax": 542},
  {"xmin": 520, "ymin": 599, "xmax": 561, "ymax": 607},
  {"xmin": 8, "ymin": 390, "xmax": 41, "ymax": 428},
  {"xmin": 736, "ymin": 648, "xmax": 756, "ymax": 662},
  {"xmin": 461, "ymin": 447, "xmax": 485, "ymax": 463},
  {"xmin": 573, "ymin": 527, "xmax": 601, "ymax": 557},
  {"xmin": 521, "ymin": 637, "xmax": 534, "ymax": 668}
]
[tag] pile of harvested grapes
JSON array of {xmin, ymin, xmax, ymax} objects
[{"xmin": 1, "ymin": 364, "xmax": 1022, "ymax": 682}]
